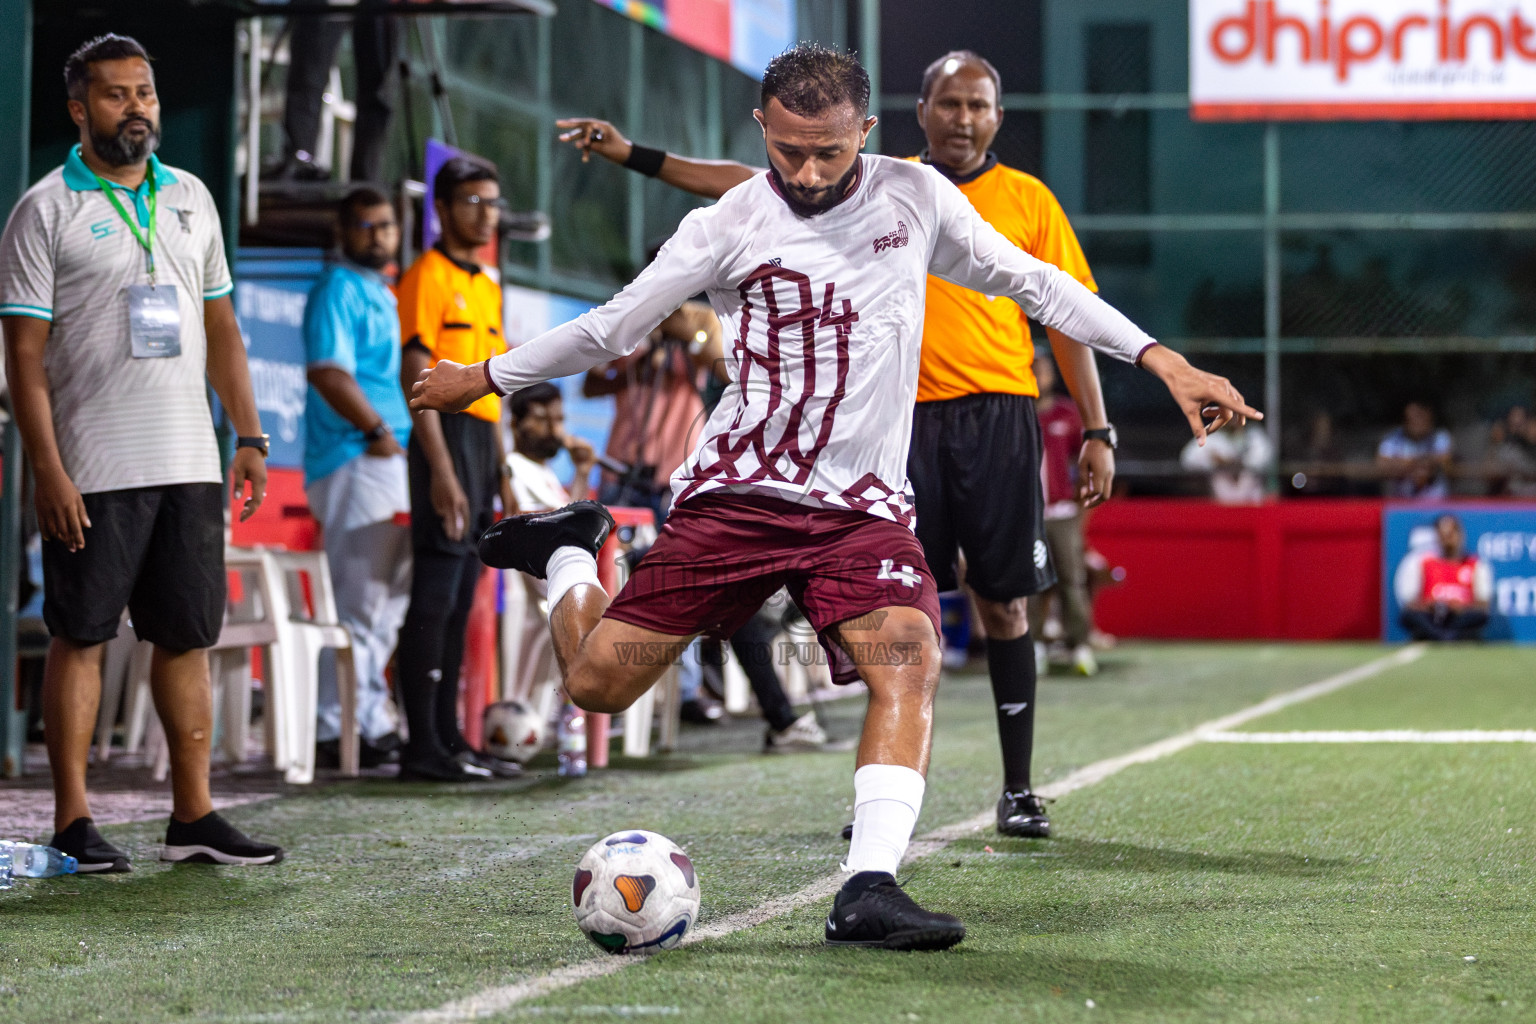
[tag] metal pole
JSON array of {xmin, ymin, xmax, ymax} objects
[
  {"xmin": 861, "ymin": 0, "xmax": 880, "ymax": 153},
  {"xmin": 1263, "ymin": 122, "xmax": 1282, "ymax": 493},
  {"xmin": 244, "ymin": 18, "xmax": 262, "ymax": 227},
  {"xmin": 535, "ymin": 12, "xmax": 552, "ymax": 286},
  {"xmin": 0, "ymin": 0, "xmax": 31, "ymax": 778}
]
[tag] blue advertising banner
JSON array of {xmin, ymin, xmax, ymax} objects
[
  {"xmin": 234, "ymin": 249, "xmax": 325, "ymax": 470},
  {"xmin": 1383, "ymin": 504, "xmax": 1536, "ymax": 644}
]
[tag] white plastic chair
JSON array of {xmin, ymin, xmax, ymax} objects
[{"xmin": 122, "ymin": 547, "xmax": 355, "ymax": 784}]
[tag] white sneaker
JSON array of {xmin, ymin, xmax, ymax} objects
[
  {"xmin": 1072, "ymin": 643, "xmax": 1099, "ymax": 676},
  {"xmin": 1034, "ymin": 642, "xmax": 1049, "ymax": 677},
  {"xmin": 764, "ymin": 711, "xmax": 828, "ymax": 752}
]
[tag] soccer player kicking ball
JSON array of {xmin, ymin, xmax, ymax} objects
[{"xmin": 413, "ymin": 45, "xmax": 1257, "ymax": 951}]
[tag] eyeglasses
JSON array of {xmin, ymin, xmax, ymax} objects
[{"xmin": 354, "ymin": 219, "xmax": 398, "ymax": 232}]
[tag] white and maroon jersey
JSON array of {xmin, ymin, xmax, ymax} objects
[{"xmin": 486, "ymin": 155, "xmax": 1156, "ymax": 525}]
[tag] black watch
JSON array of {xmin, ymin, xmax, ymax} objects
[
  {"xmin": 363, "ymin": 422, "xmax": 391, "ymax": 443},
  {"xmin": 237, "ymin": 434, "xmax": 271, "ymax": 458},
  {"xmin": 1083, "ymin": 425, "xmax": 1118, "ymax": 451}
]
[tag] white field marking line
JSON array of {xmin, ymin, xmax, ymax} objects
[
  {"xmin": 1206, "ymin": 729, "xmax": 1536, "ymax": 743},
  {"xmin": 396, "ymin": 644, "xmax": 1423, "ymax": 1024}
]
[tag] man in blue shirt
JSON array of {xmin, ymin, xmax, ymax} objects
[{"xmin": 303, "ymin": 186, "xmax": 415, "ymax": 767}]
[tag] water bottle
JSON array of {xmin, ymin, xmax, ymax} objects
[
  {"xmin": 1, "ymin": 848, "xmax": 12, "ymax": 890},
  {"xmin": 557, "ymin": 701, "xmax": 587, "ymax": 778},
  {"xmin": 0, "ymin": 841, "xmax": 78, "ymax": 878}
]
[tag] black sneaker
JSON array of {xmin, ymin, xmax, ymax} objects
[
  {"xmin": 49, "ymin": 817, "xmax": 131, "ymax": 874},
  {"xmin": 996, "ymin": 790, "xmax": 1052, "ymax": 838},
  {"xmin": 477, "ymin": 500, "xmax": 615, "ymax": 577},
  {"xmin": 397, "ymin": 753, "xmax": 493, "ymax": 781},
  {"xmin": 456, "ymin": 749, "xmax": 523, "ymax": 778},
  {"xmin": 824, "ymin": 871, "xmax": 966, "ymax": 950},
  {"xmin": 160, "ymin": 812, "xmax": 284, "ymax": 866}
]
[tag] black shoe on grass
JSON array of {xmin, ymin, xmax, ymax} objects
[
  {"xmin": 457, "ymin": 749, "xmax": 523, "ymax": 778},
  {"xmin": 477, "ymin": 500, "xmax": 614, "ymax": 577},
  {"xmin": 160, "ymin": 812, "xmax": 284, "ymax": 866},
  {"xmin": 824, "ymin": 871, "xmax": 965, "ymax": 950},
  {"xmin": 398, "ymin": 753, "xmax": 493, "ymax": 781},
  {"xmin": 996, "ymin": 790, "xmax": 1051, "ymax": 838},
  {"xmin": 49, "ymin": 817, "xmax": 131, "ymax": 874}
]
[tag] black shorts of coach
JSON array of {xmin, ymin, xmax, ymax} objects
[
  {"xmin": 41, "ymin": 483, "xmax": 227, "ymax": 651},
  {"xmin": 908, "ymin": 392, "xmax": 1056, "ymax": 602}
]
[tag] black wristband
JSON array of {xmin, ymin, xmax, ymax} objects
[{"xmin": 623, "ymin": 144, "xmax": 667, "ymax": 178}]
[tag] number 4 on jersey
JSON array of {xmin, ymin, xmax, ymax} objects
[{"xmin": 877, "ymin": 559, "xmax": 921, "ymax": 588}]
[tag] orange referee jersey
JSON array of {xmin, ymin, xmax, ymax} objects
[
  {"xmin": 397, "ymin": 246, "xmax": 507, "ymax": 422},
  {"xmin": 910, "ymin": 155, "xmax": 1096, "ymax": 403}
]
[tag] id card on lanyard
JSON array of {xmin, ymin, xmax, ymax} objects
[{"xmin": 96, "ymin": 166, "xmax": 183, "ymax": 359}]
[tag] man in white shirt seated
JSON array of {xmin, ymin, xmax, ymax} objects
[
  {"xmin": 1180, "ymin": 420, "xmax": 1273, "ymax": 504},
  {"xmin": 503, "ymin": 383, "xmax": 596, "ymax": 701}
]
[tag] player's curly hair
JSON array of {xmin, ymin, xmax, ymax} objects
[
  {"xmin": 761, "ymin": 43, "xmax": 870, "ymax": 119},
  {"xmin": 65, "ymin": 33, "xmax": 153, "ymax": 102}
]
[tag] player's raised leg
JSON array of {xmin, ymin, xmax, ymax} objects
[
  {"xmin": 824, "ymin": 605, "xmax": 966, "ymax": 951},
  {"xmin": 478, "ymin": 499, "xmax": 694, "ymax": 713}
]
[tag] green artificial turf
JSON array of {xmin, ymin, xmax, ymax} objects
[{"xmin": 7, "ymin": 641, "xmax": 1527, "ymax": 1024}]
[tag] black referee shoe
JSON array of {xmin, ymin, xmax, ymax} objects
[
  {"xmin": 160, "ymin": 811, "xmax": 284, "ymax": 866},
  {"xmin": 824, "ymin": 871, "xmax": 966, "ymax": 950},
  {"xmin": 49, "ymin": 817, "xmax": 131, "ymax": 874},
  {"xmin": 477, "ymin": 500, "xmax": 615, "ymax": 578},
  {"xmin": 996, "ymin": 790, "xmax": 1052, "ymax": 838}
]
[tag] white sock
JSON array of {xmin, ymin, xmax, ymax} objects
[
  {"xmin": 840, "ymin": 763, "xmax": 926, "ymax": 876},
  {"xmin": 545, "ymin": 546, "xmax": 602, "ymax": 615}
]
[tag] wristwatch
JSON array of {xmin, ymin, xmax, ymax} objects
[
  {"xmin": 237, "ymin": 434, "xmax": 271, "ymax": 458},
  {"xmin": 1082, "ymin": 425, "xmax": 1118, "ymax": 451},
  {"xmin": 363, "ymin": 422, "xmax": 391, "ymax": 443}
]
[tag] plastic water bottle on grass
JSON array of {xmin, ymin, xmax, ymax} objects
[
  {"xmin": 557, "ymin": 701, "xmax": 587, "ymax": 778},
  {"xmin": 0, "ymin": 841, "xmax": 78, "ymax": 878},
  {"xmin": 1, "ymin": 848, "xmax": 12, "ymax": 890}
]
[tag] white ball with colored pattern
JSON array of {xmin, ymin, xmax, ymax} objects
[{"xmin": 572, "ymin": 829, "xmax": 701, "ymax": 955}]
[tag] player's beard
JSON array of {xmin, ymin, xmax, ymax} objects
[
  {"xmin": 769, "ymin": 158, "xmax": 861, "ymax": 217},
  {"xmin": 87, "ymin": 112, "xmax": 160, "ymax": 167},
  {"xmin": 349, "ymin": 246, "xmax": 393, "ymax": 271}
]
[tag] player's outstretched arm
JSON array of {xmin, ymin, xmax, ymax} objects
[
  {"xmin": 556, "ymin": 117, "xmax": 760, "ymax": 200},
  {"xmin": 1139, "ymin": 344, "xmax": 1262, "ymax": 447}
]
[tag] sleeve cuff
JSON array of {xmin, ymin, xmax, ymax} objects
[
  {"xmin": 0, "ymin": 303, "xmax": 53, "ymax": 321},
  {"xmin": 203, "ymin": 282, "xmax": 234, "ymax": 301},
  {"xmin": 1133, "ymin": 340, "xmax": 1160, "ymax": 367},
  {"xmin": 483, "ymin": 359, "xmax": 505, "ymax": 397}
]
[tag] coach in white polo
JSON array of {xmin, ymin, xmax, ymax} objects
[{"xmin": 0, "ymin": 34, "xmax": 283, "ymax": 870}]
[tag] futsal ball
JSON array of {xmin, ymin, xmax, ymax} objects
[
  {"xmin": 572, "ymin": 830, "xmax": 700, "ymax": 955},
  {"xmin": 482, "ymin": 700, "xmax": 546, "ymax": 764}
]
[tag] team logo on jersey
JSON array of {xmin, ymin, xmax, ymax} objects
[
  {"xmin": 872, "ymin": 220, "xmax": 909, "ymax": 254},
  {"xmin": 171, "ymin": 208, "xmax": 194, "ymax": 233},
  {"xmin": 1033, "ymin": 540, "xmax": 1049, "ymax": 569},
  {"xmin": 877, "ymin": 559, "xmax": 921, "ymax": 588},
  {"xmin": 90, "ymin": 219, "xmax": 116, "ymax": 241}
]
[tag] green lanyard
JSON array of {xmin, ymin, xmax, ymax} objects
[{"xmin": 93, "ymin": 166, "xmax": 158, "ymax": 285}]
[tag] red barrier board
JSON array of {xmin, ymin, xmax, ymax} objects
[{"xmin": 1084, "ymin": 499, "xmax": 1384, "ymax": 640}]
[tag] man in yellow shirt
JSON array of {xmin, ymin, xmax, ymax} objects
[
  {"xmin": 554, "ymin": 52, "xmax": 1124, "ymax": 838},
  {"xmin": 394, "ymin": 155, "xmax": 513, "ymax": 781}
]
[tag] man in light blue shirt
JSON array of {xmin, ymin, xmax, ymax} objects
[
  {"xmin": 303, "ymin": 186, "xmax": 414, "ymax": 766},
  {"xmin": 1377, "ymin": 400, "xmax": 1454, "ymax": 500}
]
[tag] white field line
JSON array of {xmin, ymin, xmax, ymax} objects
[
  {"xmin": 397, "ymin": 644, "xmax": 1423, "ymax": 1024},
  {"xmin": 1206, "ymin": 729, "xmax": 1536, "ymax": 743}
]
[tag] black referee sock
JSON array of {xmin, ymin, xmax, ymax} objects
[{"xmin": 986, "ymin": 634, "xmax": 1038, "ymax": 793}]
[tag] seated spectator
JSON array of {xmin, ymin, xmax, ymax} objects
[
  {"xmin": 1377, "ymin": 401, "xmax": 1453, "ymax": 499},
  {"xmin": 1491, "ymin": 404, "xmax": 1536, "ymax": 497},
  {"xmin": 1394, "ymin": 514, "xmax": 1492, "ymax": 642},
  {"xmin": 503, "ymin": 383, "xmax": 596, "ymax": 702},
  {"xmin": 1180, "ymin": 420, "xmax": 1272, "ymax": 504}
]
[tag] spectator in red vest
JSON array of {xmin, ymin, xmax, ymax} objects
[{"xmin": 1394, "ymin": 514, "xmax": 1492, "ymax": 642}]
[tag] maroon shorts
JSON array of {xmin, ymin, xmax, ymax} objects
[{"xmin": 604, "ymin": 493, "xmax": 942, "ymax": 648}]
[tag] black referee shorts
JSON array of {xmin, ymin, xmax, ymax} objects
[
  {"xmin": 408, "ymin": 412, "xmax": 501, "ymax": 557},
  {"xmin": 42, "ymin": 482, "xmax": 226, "ymax": 650},
  {"xmin": 908, "ymin": 393, "xmax": 1055, "ymax": 602}
]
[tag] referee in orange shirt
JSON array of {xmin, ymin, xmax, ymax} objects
[
  {"xmin": 556, "ymin": 51, "xmax": 1120, "ymax": 838},
  {"xmin": 394, "ymin": 156, "xmax": 516, "ymax": 780}
]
